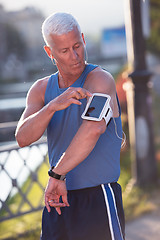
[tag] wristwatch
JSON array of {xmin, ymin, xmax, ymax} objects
[{"xmin": 48, "ymin": 166, "xmax": 66, "ymax": 181}]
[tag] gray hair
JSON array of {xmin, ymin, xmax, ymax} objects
[{"xmin": 42, "ymin": 12, "xmax": 81, "ymax": 46}]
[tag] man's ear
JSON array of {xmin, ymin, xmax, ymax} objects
[
  {"xmin": 82, "ymin": 33, "xmax": 86, "ymax": 46},
  {"xmin": 44, "ymin": 45, "xmax": 54, "ymax": 58}
]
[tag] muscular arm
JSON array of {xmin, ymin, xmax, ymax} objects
[
  {"xmin": 15, "ymin": 78, "xmax": 92, "ymax": 147},
  {"xmin": 54, "ymin": 68, "xmax": 119, "ymax": 175},
  {"xmin": 15, "ymin": 78, "xmax": 53, "ymax": 147},
  {"xmin": 54, "ymin": 119, "xmax": 106, "ymax": 175}
]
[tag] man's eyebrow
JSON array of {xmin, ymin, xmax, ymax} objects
[
  {"xmin": 59, "ymin": 42, "xmax": 81, "ymax": 51},
  {"xmin": 58, "ymin": 47, "xmax": 68, "ymax": 52},
  {"xmin": 74, "ymin": 41, "xmax": 82, "ymax": 45}
]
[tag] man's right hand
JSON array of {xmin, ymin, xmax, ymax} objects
[{"xmin": 49, "ymin": 87, "xmax": 92, "ymax": 112}]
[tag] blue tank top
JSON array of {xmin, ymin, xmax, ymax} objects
[{"xmin": 45, "ymin": 64, "xmax": 122, "ymax": 190}]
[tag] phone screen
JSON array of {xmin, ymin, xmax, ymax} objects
[{"xmin": 84, "ymin": 96, "xmax": 108, "ymax": 118}]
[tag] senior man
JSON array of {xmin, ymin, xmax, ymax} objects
[{"xmin": 16, "ymin": 12, "xmax": 125, "ymax": 240}]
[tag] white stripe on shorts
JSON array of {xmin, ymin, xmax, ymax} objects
[
  {"xmin": 101, "ymin": 184, "xmax": 124, "ymax": 240},
  {"xmin": 101, "ymin": 184, "xmax": 115, "ymax": 240},
  {"xmin": 108, "ymin": 184, "xmax": 124, "ymax": 240}
]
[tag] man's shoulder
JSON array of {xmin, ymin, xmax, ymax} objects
[
  {"xmin": 85, "ymin": 66, "xmax": 115, "ymax": 94},
  {"xmin": 34, "ymin": 75, "xmax": 51, "ymax": 89},
  {"xmin": 89, "ymin": 67, "xmax": 114, "ymax": 83},
  {"xmin": 29, "ymin": 75, "xmax": 51, "ymax": 93},
  {"xmin": 26, "ymin": 75, "xmax": 51, "ymax": 102}
]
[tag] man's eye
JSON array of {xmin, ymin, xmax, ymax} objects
[{"xmin": 62, "ymin": 49, "xmax": 67, "ymax": 53}]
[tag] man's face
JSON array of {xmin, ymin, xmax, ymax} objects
[{"xmin": 49, "ymin": 27, "xmax": 86, "ymax": 77}]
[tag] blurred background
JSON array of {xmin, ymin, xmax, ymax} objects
[{"xmin": 0, "ymin": 0, "xmax": 160, "ymax": 239}]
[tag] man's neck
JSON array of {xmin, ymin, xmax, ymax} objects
[
  {"xmin": 58, "ymin": 67, "xmax": 85, "ymax": 88},
  {"xmin": 58, "ymin": 73, "xmax": 75, "ymax": 88}
]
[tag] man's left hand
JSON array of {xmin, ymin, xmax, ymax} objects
[{"xmin": 45, "ymin": 177, "xmax": 69, "ymax": 215}]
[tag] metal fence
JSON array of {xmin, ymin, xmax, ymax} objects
[{"xmin": 0, "ymin": 137, "xmax": 48, "ymax": 222}]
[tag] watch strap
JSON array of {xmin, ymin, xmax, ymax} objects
[{"xmin": 48, "ymin": 167, "xmax": 66, "ymax": 181}]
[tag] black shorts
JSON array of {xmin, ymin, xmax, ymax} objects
[{"xmin": 40, "ymin": 183, "xmax": 125, "ymax": 240}]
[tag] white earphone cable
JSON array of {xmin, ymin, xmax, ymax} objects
[{"xmin": 111, "ymin": 98, "xmax": 126, "ymax": 149}]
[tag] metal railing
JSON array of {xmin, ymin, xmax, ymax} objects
[{"xmin": 0, "ymin": 137, "xmax": 48, "ymax": 222}]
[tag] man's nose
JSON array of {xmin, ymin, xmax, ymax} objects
[{"xmin": 70, "ymin": 49, "xmax": 78, "ymax": 59}]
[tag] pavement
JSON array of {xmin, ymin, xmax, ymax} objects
[{"xmin": 125, "ymin": 210, "xmax": 160, "ymax": 240}]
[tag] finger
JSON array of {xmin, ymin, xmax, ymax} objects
[
  {"xmin": 55, "ymin": 207, "xmax": 61, "ymax": 215},
  {"xmin": 77, "ymin": 88, "xmax": 92, "ymax": 98},
  {"xmin": 45, "ymin": 196, "xmax": 51, "ymax": 213},
  {"xmin": 71, "ymin": 91, "xmax": 82, "ymax": 100},
  {"xmin": 49, "ymin": 201, "xmax": 66, "ymax": 207},
  {"xmin": 83, "ymin": 89, "xmax": 92, "ymax": 97},
  {"xmin": 62, "ymin": 194, "xmax": 70, "ymax": 207},
  {"xmin": 69, "ymin": 98, "xmax": 82, "ymax": 105}
]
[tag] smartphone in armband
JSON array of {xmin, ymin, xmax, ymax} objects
[{"xmin": 81, "ymin": 93, "xmax": 113, "ymax": 125}]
